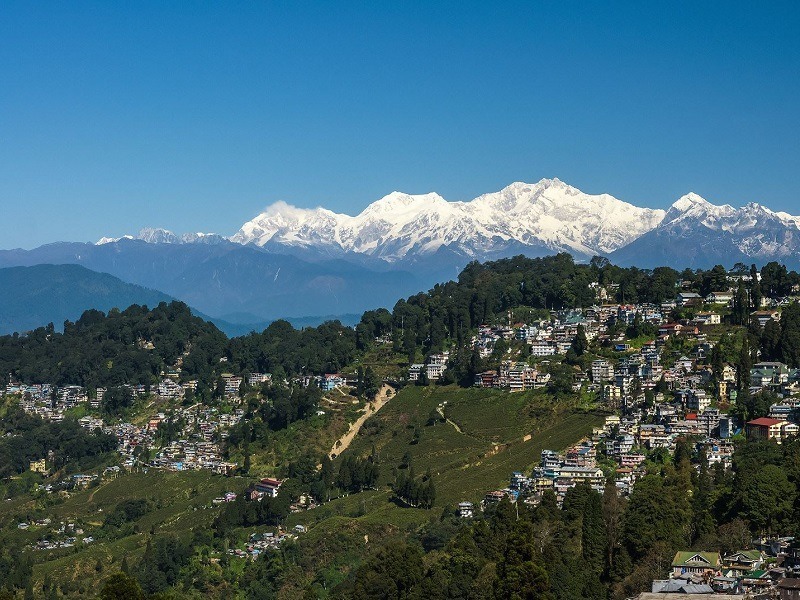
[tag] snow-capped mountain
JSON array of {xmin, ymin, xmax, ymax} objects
[
  {"xmin": 610, "ymin": 193, "xmax": 800, "ymax": 268},
  {"xmin": 93, "ymin": 179, "xmax": 800, "ymax": 271},
  {"xmin": 97, "ymin": 228, "xmax": 225, "ymax": 245},
  {"xmin": 8, "ymin": 178, "xmax": 799, "ymax": 329},
  {"xmin": 230, "ymin": 179, "xmax": 666, "ymax": 260}
]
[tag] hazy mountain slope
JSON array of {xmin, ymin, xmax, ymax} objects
[
  {"xmin": 0, "ymin": 241, "xmax": 423, "ymax": 322},
  {"xmin": 0, "ymin": 264, "xmax": 176, "ymax": 334}
]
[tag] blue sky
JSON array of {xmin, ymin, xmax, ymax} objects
[{"xmin": 1, "ymin": 1, "xmax": 799, "ymax": 248}]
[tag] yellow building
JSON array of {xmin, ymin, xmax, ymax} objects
[{"xmin": 29, "ymin": 458, "xmax": 48, "ymax": 474}]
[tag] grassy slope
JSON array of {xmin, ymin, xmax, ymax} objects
[
  {"xmin": 16, "ymin": 471, "xmax": 238, "ymax": 588},
  {"xmin": 8, "ymin": 384, "xmax": 604, "ymax": 594},
  {"xmin": 321, "ymin": 384, "xmax": 605, "ymax": 509}
]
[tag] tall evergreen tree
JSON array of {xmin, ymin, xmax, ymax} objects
[{"xmin": 779, "ymin": 303, "xmax": 800, "ymax": 367}]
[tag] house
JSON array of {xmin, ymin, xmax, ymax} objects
[
  {"xmin": 591, "ymin": 360, "xmax": 615, "ymax": 383},
  {"xmin": 507, "ymin": 364, "xmax": 538, "ymax": 392},
  {"xmin": 721, "ymin": 364, "xmax": 737, "ymax": 382},
  {"xmin": 659, "ymin": 323, "xmax": 684, "ymax": 337},
  {"xmin": 29, "ymin": 458, "xmax": 48, "ymax": 474},
  {"xmin": 686, "ymin": 390, "xmax": 710, "ymax": 413},
  {"xmin": 651, "ymin": 579, "xmax": 715, "ymax": 594},
  {"xmin": 698, "ymin": 409, "xmax": 722, "ymax": 436},
  {"xmin": 751, "ymin": 310, "xmax": 781, "ymax": 327},
  {"xmin": 677, "ymin": 292, "xmax": 703, "ymax": 307},
  {"xmin": 247, "ymin": 373, "xmax": 272, "ymax": 387},
  {"xmin": 221, "ymin": 374, "xmax": 243, "ymax": 397},
  {"xmin": 253, "ymin": 477, "xmax": 283, "ymax": 498},
  {"xmin": 706, "ymin": 291, "xmax": 734, "ymax": 305},
  {"xmin": 474, "ymin": 371, "xmax": 499, "ymax": 388},
  {"xmin": 746, "ymin": 417, "xmax": 799, "ymax": 444},
  {"xmin": 426, "ymin": 362, "xmax": 447, "ymax": 381},
  {"xmin": 457, "ymin": 501, "xmax": 474, "ymax": 518},
  {"xmin": 321, "ymin": 374, "xmax": 345, "ymax": 391},
  {"xmin": 408, "ymin": 364, "xmax": 425, "ymax": 382},
  {"xmin": 694, "ymin": 312, "xmax": 722, "ymax": 326},
  {"xmin": 675, "ymin": 356, "xmax": 695, "ymax": 373},
  {"xmin": 721, "ymin": 550, "xmax": 763, "ymax": 576},
  {"xmin": 671, "ymin": 551, "xmax": 720, "ymax": 577},
  {"xmin": 778, "ymin": 578, "xmax": 800, "ymax": 600},
  {"xmin": 529, "ymin": 341, "xmax": 556, "ymax": 357},
  {"xmin": 157, "ymin": 378, "xmax": 184, "ymax": 399},
  {"xmin": 750, "ymin": 362, "xmax": 790, "ymax": 388}
]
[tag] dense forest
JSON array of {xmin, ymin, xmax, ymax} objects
[{"xmin": 3, "ymin": 255, "xmax": 799, "ymax": 393}]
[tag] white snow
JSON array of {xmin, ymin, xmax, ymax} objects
[
  {"xmin": 231, "ymin": 179, "xmax": 666, "ymax": 259},
  {"xmin": 96, "ymin": 179, "xmax": 800, "ymax": 264}
]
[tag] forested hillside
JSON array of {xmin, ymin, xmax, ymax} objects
[{"xmin": 3, "ymin": 254, "xmax": 800, "ymax": 599}]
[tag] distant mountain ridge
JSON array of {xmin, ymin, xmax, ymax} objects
[
  {"xmin": 2, "ymin": 178, "xmax": 799, "ymax": 330},
  {"xmin": 0, "ymin": 264, "xmax": 177, "ymax": 335},
  {"xmin": 230, "ymin": 179, "xmax": 666, "ymax": 260},
  {"xmin": 94, "ymin": 178, "xmax": 800, "ymax": 269},
  {"xmin": 0, "ymin": 264, "xmax": 362, "ymax": 336},
  {"xmin": 609, "ymin": 193, "xmax": 800, "ymax": 268},
  {"xmin": 0, "ymin": 241, "xmax": 423, "ymax": 325}
]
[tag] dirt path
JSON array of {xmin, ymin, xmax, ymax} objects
[
  {"xmin": 436, "ymin": 406, "xmax": 464, "ymax": 434},
  {"xmin": 329, "ymin": 384, "xmax": 394, "ymax": 459}
]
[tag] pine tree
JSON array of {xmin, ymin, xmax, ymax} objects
[
  {"xmin": 424, "ymin": 477, "xmax": 436, "ymax": 509},
  {"xmin": 581, "ymin": 490, "xmax": 606, "ymax": 577},
  {"xmin": 737, "ymin": 336, "xmax": 752, "ymax": 393},
  {"xmin": 779, "ymin": 302, "xmax": 800, "ymax": 367},
  {"xmin": 733, "ymin": 280, "xmax": 749, "ymax": 325},
  {"xmin": 572, "ymin": 324, "xmax": 588, "ymax": 356},
  {"xmin": 750, "ymin": 263, "xmax": 764, "ymax": 309}
]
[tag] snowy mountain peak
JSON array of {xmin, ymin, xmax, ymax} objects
[
  {"xmin": 231, "ymin": 180, "xmax": 667, "ymax": 259},
  {"xmin": 362, "ymin": 191, "xmax": 451, "ymax": 218},
  {"xmin": 670, "ymin": 192, "xmax": 711, "ymax": 212},
  {"xmin": 138, "ymin": 228, "xmax": 179, "ymax": 244},
  {"xmin": 95, "ymin": 180, "xmax": 800, "ymax": 268},
  {"xmin": 96, "ymin": 229, "xmax": 222, "ymax": 246}
]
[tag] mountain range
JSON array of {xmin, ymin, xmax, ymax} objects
[
  {"xmin": 1, "ymin": 178, "xmax": 798, "ymax": 334},
  {"xmin": 94, "ymin": 178, "xmax": 800, "ymax": 269}
]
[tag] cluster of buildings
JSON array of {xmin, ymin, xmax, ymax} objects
[
  {"xmin": 473, "ymin": 361, "xmax": 551, "ymax": 392},
  {"xmin": 17, "ymin": 520, "xmax": 92, "ymax": 552},
  {"xmin": 458, "ymin": 290, "xmax": 800, "ymax": 523},
  {"xmin": 116, "ymin": 404, "xmax": 242, "ymax": 474},
  {"xmin": 15, "ymin": 387, "xmax": 244, "ymax": 481},
  {"xmin": 229, "ymin": 527, "xmax": 306, "ymax": 560},
  {"xmin": 650, "ymin": 542, "xmax": 800, "ymax": 597}
]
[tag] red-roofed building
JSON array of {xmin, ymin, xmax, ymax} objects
[
  {"xmin": 746, "ymin": 417, "xmax": 799, "ymax": 444},
  {"xmin": 254, "ymin": 477, "xmax": 283, "ymax": 498}
]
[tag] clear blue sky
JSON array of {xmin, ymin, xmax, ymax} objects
[{"xmin": 1, "ymin": 1, "xmax": 799, "ymax": 248}]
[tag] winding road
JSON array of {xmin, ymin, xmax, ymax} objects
[{"xmin": 329, "ymin": 384, "xmax": 394, "ymax": 459}]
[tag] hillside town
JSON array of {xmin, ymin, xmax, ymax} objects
[
  {"xmin": 445, "ymin": 277, "xmax": 800, "ymax": 597},
  {"xmin": 3, "ymin": 264, "xmax": 800, "ymax": 599}
]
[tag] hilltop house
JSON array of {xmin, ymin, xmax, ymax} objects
[
  {"xmin": 750, "ymin": 362, "xmax": 790, "ymax": 388},
  {"xmin": 671, "ymin": 551, "xmax": 720, "ymax": 577},
  {"xmin": 706, "ymin": 291, "xmax": 734, "ymax": 305}
]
